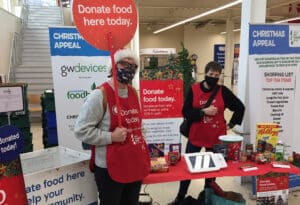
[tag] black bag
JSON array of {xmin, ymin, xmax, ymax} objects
[
  {"xmin": 180, "ymin": 85, "xmax": 220, "ymax": 138},
  {"xmin": 180, "ymin": 118, "xmax": 191, "ymax": 137}
]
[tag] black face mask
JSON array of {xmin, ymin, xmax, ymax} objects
[
  {"xmin": 205, "ymin": 76, "xmax": 219, "ymax": 88},
  {"xmin": 116, "ymin": 67, "xmax": 135, "ymax": 84}
]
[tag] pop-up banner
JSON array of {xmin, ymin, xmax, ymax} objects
[
  {"xmin": 140, "ymin": 80, "xmax": 183, "ymax": 153},
  {"xmin": 248, "ymin": 24, "xmax": 300, "ymax": 157},
  {"xmin": 49, "ymin": 27, "xmax": 110, "ymax": 151}
]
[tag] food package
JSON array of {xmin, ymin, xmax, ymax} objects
[{"xmin": 150, "ymin": 157, "xmax": 169, "ymax": 173}]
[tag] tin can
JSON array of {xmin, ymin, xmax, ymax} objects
[
  {"xmin": 264, "ymin": 151, "xmax": 271, "ymax": 163},
  {"xmin": 275, "ymin": 141, "xmax": 284, "ymax": 161},
  {"xmin": 245, "ymin": 144, "xmax": 253, "ymax": 160},
  {"xmin": 241, "ymin": 152, "xmax": 247, "ymax": 162},
  {"xmin": 232, "ymin": 149, "xmax": 240, "ymax": 161},
  {"xmin": 257, "ymin": 140, "xmax": 266, "ymax": 153},
  {"xmin": 256, "ymin": 153, "xmax": 265, "ymax": 163},
  {"xmin": 251, "ymin": 152, "xmax": 257, "ymax": 161}
]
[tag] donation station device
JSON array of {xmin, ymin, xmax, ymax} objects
[{"xmin": 184, "ymin": 152, "xmax": 227, "ymax": 174}]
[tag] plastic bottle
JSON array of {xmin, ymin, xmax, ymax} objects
[{"xmin": 275, "ymin": 141, "xmax": 284, "ymax": 161}]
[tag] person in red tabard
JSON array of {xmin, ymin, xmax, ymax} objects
[
  {"xmin": 74, "ymin": 49, "xmax": 150, "ymax": 205},
  {"xmin": 168, "ymin": 61, "xmax": 245, "ymax": 205}
]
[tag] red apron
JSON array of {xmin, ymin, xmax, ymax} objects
[
  {"xmin": 103, "ymin": 82, "xmax": 150, "ymax": 183},
  {"xmin": 189, "ymin": 83, "xmax": 227, "ymax": 148}
]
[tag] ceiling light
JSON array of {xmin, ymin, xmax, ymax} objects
[
  {"xmin": 220, "ymin": 17, "xmax": 300, "ymax": 35},
  {"xmin": 153, "ymin": 0, "xmax": 242, "ymax": 34},
  {"xmin": 274, "ymin": 17, "xmax": 300, "ymax": 24},
  {"xmin": 220, "ymin": 28, "xmax": 241, "ymax": 35}
]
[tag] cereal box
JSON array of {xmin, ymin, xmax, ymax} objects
[{"xmin": 256, "ymin": 123, "xmax": 279, "ymax": 154}]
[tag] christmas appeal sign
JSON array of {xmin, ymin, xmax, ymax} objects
[{"xmin": 72, "ymin": 0, "xmax": 137, "ymax": 50}]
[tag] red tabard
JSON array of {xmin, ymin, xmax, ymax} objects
[
  {"xmin": 189, "ymin": 83, "xmax": 226, "ymax": 148},
  {"xmin": 103, "ymin": 82, "xmax": 150, "ymax": 183}
]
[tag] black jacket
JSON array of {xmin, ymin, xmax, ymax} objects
[{"xmin": 182, "ymin": 81, "xmax": 245, "ymax": 128}]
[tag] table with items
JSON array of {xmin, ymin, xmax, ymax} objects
[{"xmin": 143, "ymin": 157, "xmax": 300, "ymax": 184}]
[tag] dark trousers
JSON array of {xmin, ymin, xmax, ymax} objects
[
  {"xmin": 177, "ymin": 141, "xmax": 215, "ymax": 198},
  {"xmin": 94, "ymin": 165, "xmax": 142, "ymax": 205}
]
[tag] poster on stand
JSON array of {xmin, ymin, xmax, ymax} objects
[
  {"xmin": 140, "ymin": 80, "xmax": 183, "ymax": 153},
  {"xmin": 257, "ymin": 173, "xmax": 289, "ymax": 205},
  {"xmin": 49, "ymin": 27, "xmax": 110, "ymax": 151},
  {"xmin": 248, "ymin": 24, "xmax": 300, "ymax": 157}
]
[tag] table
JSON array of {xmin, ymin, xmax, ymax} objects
[{"xmin": 143, "ymin": 158, "xmax": 300, "ymax": 184}]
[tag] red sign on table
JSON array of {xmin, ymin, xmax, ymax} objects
[
  {"xmin": 0, "ymin": 125, "xmax": 27, "ymax": 205},
  {"xmin": 72, "ymin": 0, "xmax": 137, "ymax": 50},
  {"xmin": 257, "ymin": 173, "xmax": 289, "ymax": 205},
  {"xmin": 140, "ymin": 80, "xmax": 183, "ymax": 119}
]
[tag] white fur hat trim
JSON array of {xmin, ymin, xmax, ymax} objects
[{"xmin": 114, "ymin": 48, "xmax": 139, "ymax": 67}]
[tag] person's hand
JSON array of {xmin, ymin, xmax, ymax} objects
[
  {"xmin": 202, "ymin": 105, "xmax": 218, "ymax": 116},
  {"xmin": 111, "ymin": 127, "xmax": 127, "ymax": 143},
  {"xmin": 226, "ymin": 124, "xmax": 231, "ymax": 130}
]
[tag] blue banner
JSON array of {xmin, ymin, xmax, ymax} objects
[
  {"xmin": 0, "ymin": 125, "xmax": 24, "ymax": 162},
  {"xmin": 249, "ymin": 24, "xmax": 300, "ymax": 54},
  {"xmin": 214, "ymin": 44, "xmax": 225, "ymax": 68},
  {"xmin": 49, "ymin": 27, "xmax": 110, "ymax": 56},
  {"xmin": 289, "ymin": 174, "xmax": 300, "ymax": 188}
]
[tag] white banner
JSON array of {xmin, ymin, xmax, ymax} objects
[
  {"xmin": 49, "ymin": 27, "xmax": 110, "ymax": 151},
  {"xmin": 139, "ymin": 80, "xmax": 184, "ymax": 154},
  {"xmin": 143, "ymin": 118, "xmax": 182, "ymax": 153},
  {"xmin": 248, "ymin": 24, "xmax": 300, "ymax": 156},
  {"xmin": 21, "ymin": 148, "xmax": 97, "ymax": 205}
]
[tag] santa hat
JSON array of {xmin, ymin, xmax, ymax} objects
[{"xmin": 114, "ymin": 48, "xmax": 139, "ymax": 67}]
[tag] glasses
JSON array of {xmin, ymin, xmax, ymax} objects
[{"xmin": 117, "ymin": 61, "xmax": 138, "ymax": 69}]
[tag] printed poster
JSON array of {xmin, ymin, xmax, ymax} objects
[
  {"xmin": 248, "ymin": 24, "xmax": 300, "ymax": 157},
  {"xmin": 257, "ymin": 173, "xmax": 289, "ymax": 205},
  {"xmin": 49, "ymin": 27, "xmax": 110, "ymax": 151},
  {"xmin": 214, "ymin": 44, "xmax": 225, "ymax": 68},
  {"xmin": 140, "ymin": 80, "xmax": 183, "ymax": 153}
]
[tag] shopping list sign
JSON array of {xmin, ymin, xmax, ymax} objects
[
  {"xmin": 72, "ymin": 0, "xmax": 137, "ymax": 50},
  {"xmin": 248, "ymin": 24, "xmax": 300, "ymax": 157}
]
